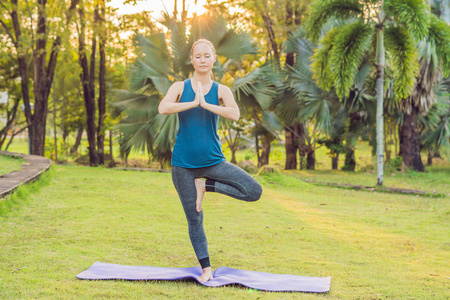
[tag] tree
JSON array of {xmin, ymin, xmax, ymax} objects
[
  {"xmin": 304, "ymin": 0, "xmax": 429, "ymax": 185},
  {"xmin": 398, "ymin": 8, "xmax": 450, "ymax": 171},
  {"xmin": 0, "ymin": 0, "xmax": 80, "ymax": 155},
  {"xmin": 232, "ymin": 64, "xmax": 280, "ymax": 167},
  {"xmin": 280, "ymin": 30, "xmax": 338, "ymax": 170},
  {"xmin": 0, "ymin": 47, "xmax": 26, "ymax": 150}
]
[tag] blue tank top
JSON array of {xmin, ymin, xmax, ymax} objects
[{"xmin": 171, "ymin": 79, "xmax": 226, "ymax": 168}]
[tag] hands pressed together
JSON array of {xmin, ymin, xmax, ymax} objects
[{"xmin": 193, "ymin": 81, "xmax": 208, "ymax": 108}]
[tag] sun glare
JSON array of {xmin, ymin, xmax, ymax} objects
[{"xmin": 108, "ymin": 0, "xmax": 208, "ymax": 18}]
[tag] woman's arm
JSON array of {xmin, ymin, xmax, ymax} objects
[
  {"xmin": 200, "ymin": 83, "xmax": 240, "ymax": 121},
  {"xmin": 158, "ymin": 82, "xmax": 199, "ymax": 115}
]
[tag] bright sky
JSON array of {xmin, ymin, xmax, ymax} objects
[{"xmin": 107, "ymin": 0, "xmax": 208, "ymax": 18}]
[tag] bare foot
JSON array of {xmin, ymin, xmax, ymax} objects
[
  {"xmin": 194, "ymin": 178, "xmax": 206, "ymax": 212},
  {"xmin": 198, "ymin": 267, "xmax": 213, "ymax": 283}
]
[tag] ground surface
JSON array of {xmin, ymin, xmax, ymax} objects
[{"xmin": 0, "ymin": 165, "xmax": 448, "ymax": 299}]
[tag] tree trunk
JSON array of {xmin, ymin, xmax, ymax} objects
[
  {"xmin": 255, "ymin": 134, "xmax": 262, "ymax": 167},
  {"xmin": 427, "ymin": 148, "xmax": 433, "ymax": 166},
  {"xmin": 63, "ymin": 129, "xmax": 70, "ymax": 143},
  {"xmin": 260, "ymin": 134, "xmax": 271, "ymax": 166},
  {"xmin": 399, "ymin": 105, "xmax": 425, "ymax": 172},
  {"xmin": 344, "ymin": 149, "xmax": 356, "ymax": 171},
  {"xmin": 297, "ymin": 123, "xmax": 307, "ymax": 170},
  {"xmin": 6, "ymin": 0, "xmax": 80, "ymax": 156},
  {"xmin": 78, "ymin": 5, "xmax": 100, "ymax": 166},
  {"xmin": 53, "ymin": 88, "xmax": 58, "ymax": 161},
  {"xmin": 306, "ymin": 149, "xmax": 315, "ymax": 170},
  {"xmin": 108, "ymin": 130, "xmax": 116, "ymax": 168},
  {"xmin": 332, "ymin": 153, "xmax": 339, "ymax": 170},
  {"xmin": 284, "ymin": 3, "xmax": 297, "ymax": 170},
  {"xmin": 284, "ymin": 125, "xmax": 297, "ymax": 169},
  {"xmin": 258, "ymin": 0, "xmax": 279, "ymax": 65},
  {"xmin": 97, "ymin": 1, "xmax": 106, "ymax": 165},
  {"xmin": 0, "ymin": 98, "xmax": 20, "ymax": 149},
  {"xmin": 71, "ymin": 127, "xmax": 84, "ymax": 155},
  {"xmin": 230, "ymin": 150, "xmax": 237, "ymax": 164},
  {"xmin": 375, "ymin": 23, "xmax": 385, "ymax": 186}
]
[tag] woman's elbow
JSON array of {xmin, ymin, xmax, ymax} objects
[
  {"xmin": 158, "ymin": 105, "xmax": 167, "ymax": 115},
  {"xmin": 231, "ymin": 108, "xmax": 240, "ymax": 122}
]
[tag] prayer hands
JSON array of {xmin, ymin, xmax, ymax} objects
[{"xmin": 196, "ymin": 82, "xmax": 207, "ymax": 108}]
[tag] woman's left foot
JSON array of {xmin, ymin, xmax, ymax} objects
[
  {"xmin": 198, "ymin": 267, "xmax": 213, "ymax": 283},
  {"xmin": 194, "ymin": 178, "xmax": 206, "ymax": 212}
]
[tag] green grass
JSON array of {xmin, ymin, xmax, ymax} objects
[
  {"xmin": 0, "ymin": 165, "xmax": 448, "ymax": 299},
  {"xmin": 283, "ymin": 163, "xmax": 450, "ymax": 196},
  {"xmin": 0, "ymin": 154, "xmax": 24, "ymax": 176}
]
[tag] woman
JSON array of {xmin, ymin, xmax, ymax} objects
[{"xmin": 158, "ymin": 39, "xmax": 262, "ymax": 283}]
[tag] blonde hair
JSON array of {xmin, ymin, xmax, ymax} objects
[{"xmin": 191, "ymin": 38, "xmax": 216, "ymax": 57}]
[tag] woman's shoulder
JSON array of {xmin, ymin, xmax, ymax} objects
[
  {"xmin": 218, "ymin": 83, "xmax": 232, "ymax": 95},
  {"xmin": 172, "ymin": 80, "xmax": 186, "ymax": 88},
  {"xmin": 169, "ymin": 81, "xmax": 186, "ymax": 94}
]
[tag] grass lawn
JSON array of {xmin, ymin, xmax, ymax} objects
[
  {"xmin": 0, "ymin": 154, "xmax": 24, "ymax": 176},
  {"xmin": 0, "ymin": 165, "xmax": 448, "ymax": 299}
]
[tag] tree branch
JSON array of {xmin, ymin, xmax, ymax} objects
[
  {"xmin": 47, "ymin": 0, "xmax": 80, "ymax": 82},
  {"xmin": 0, "ymin": 18, "xmax": 17, "ymax": 46}
]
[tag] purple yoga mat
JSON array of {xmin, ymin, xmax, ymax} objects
[{"xmin": 76, "ymin": 262, "xmax": 331, "ymax": 293}]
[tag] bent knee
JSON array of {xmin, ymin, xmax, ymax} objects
[{"xmin": 246, "ymin": 182, "xmax": 262, "ymax": 202}]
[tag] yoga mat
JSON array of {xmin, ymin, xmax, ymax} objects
[{"xmin": 76, "ymin": 262, "xmax": 331, "ymax": 293}]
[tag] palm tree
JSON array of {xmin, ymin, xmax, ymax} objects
[
  {"xmin": 304, "ymin": 0, "xmax": 430, "ymax": 185},
  {"xmin": 279, "ymin": 29, "xmax": 338, "ymax": 170},
  {"xmin": 232, "ymin": 63, "xmax": 281, "ymax": 167},
  {"xmin": 113, "ymin": 13, "xmax": 256, "ymax": 167},
  {"xmin": 398, "ymin": 10, "xmax": 450, "ymax": 171},
  {"xmin": 420, "ymin": 77, "xmax": 450, "ymax": 164},
  {"xmin": 280, "ymin": 28, "xmax": 376, "ymax": 171}
]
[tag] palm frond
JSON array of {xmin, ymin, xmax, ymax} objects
[
  {"xmin": 135, "ymin": 33, "xmax": 172, "ymax": 75},
  {"xmin": 304, "ymin": 0, "xmax": 363, "ymax": 43},
  {"xmin": 150, "ymin": 114, "xmax": 178, "ymax": 153},
  {"xmin": 275, "ymin": 90, "xmax": 302, "ymax": 125},
  {"xmin": 384, "ymin": 0, "xmax": 430, "ymax": 40},
  {"xmin": 330, "ymin": 21, "xmax": 373, "ymax": 98},
  {"xmin": 112, "ymin": 90, "xmax": 161, "ymax": 121},
  {"xmin": 115, "ymin": 122, "xmax": 154, "ymax": 153},
  {"xmin": 311, "ymin": 27, "xmax": 340, "ymax": 91},
  {"xmin": 232, "ymin": 65, "xmax": 278, "ymax": 111},
  {"xmin": 385, "ymin": 25, "xmax": 419, "ymax": 101},
  {"xmin": 129, "ymin": 59, "xmax": 173, "ymax": 95},
  {"xmin": 216, "ymin": 31, "xmax": 257, "ymax": 60},
  {"xmin": 297, "ymin": 94, "xmax": 333, "ymax": 134},
  {"xmin": 426, "ymin": 14, "xmax": 450, "ymax": 77}
]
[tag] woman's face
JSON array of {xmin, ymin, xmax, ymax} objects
[{"xmin": 191, "ymin": 43, "xmax": 216, "ymax": 74}]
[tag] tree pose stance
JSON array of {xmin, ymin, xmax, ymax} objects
[{"xmin": 158, "ymin": 39, "xmax": 262, "ymax": 283}]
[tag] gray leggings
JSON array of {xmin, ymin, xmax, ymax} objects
[{"xmin": 171, "ymin": 161, "xmax": 262, "ymax": 268}]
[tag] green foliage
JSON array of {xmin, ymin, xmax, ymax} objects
[
  {"xmin": 384, "ymin": 0, "xmax": 430, "ymax": 40},
  {"xmin": 384, "ymin": 26, "xmax": 419, "ymax": 100},
  {"xmin": 426, "ymin": 14, "xmax": 450, "ymax": 77},
  {"xmin": 304, "ymin": 0, "xmax": 364, "ymax": 43},
  {"xmin": 282, "ymin": 29, "xmax": 339, "ymax": 135},
  {"xmin": 385, "ymin": 156, "xmax": 403, "ymax": 172},
  {"xmin": 311, "ymin": 27, "xmax": 340, "ymax": 92},
  {"xmin": 232, "ymin": 64, "xmax": 279, "ymax": 112},
  {"xmin": 330, "ymin": 21, "xmax": 373, "ymax": 98}
]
